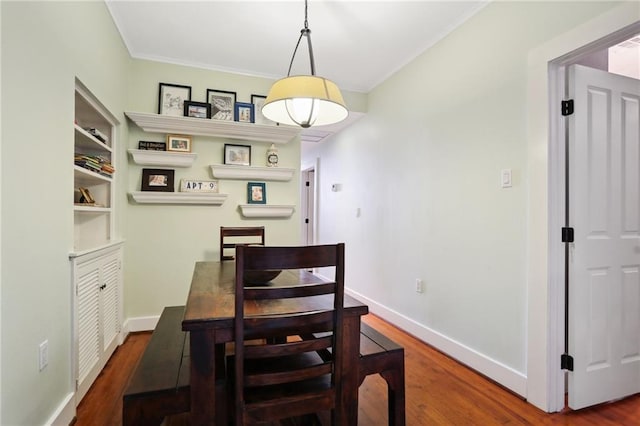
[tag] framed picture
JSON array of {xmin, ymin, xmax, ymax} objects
[
  {"xmin": 141, "ymin": 168, "xmax": 175, "ymax": 192},
  {"xmin": 251, "ymin": 94, "xmax": 276, "ymax": 126},
  {"xmin": 206, "ymin": 89, "xmax": 236, "ymax": 121},
  {"xmin": 184, "ymin": 100, "xmax": 212, "ymax": 119},
  {"xmin": 158, "ymin": 83, "xmax": 191, "ymax": 116},
  {"xmin": 167, "ymin": 134, "xmax": 191, "ymax": 152},
  {"xmin": 224, "ymin": 143, "xmax": 251, "ymax": 166},
  {"xmin": 247, "ymin": 182, "xmax": 266, "ymax": 204},
  {"xmin": 234, "ymin": 102, "xmax": 255, "ymax": 123},
  {"xmin": 78, "ymin": 187, "xmax": 95, "ymax": 204},
  {"xmin": 138, "ymin": 141, "xmax": 166, "ymax": 151}
]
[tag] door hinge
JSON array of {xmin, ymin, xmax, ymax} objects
[
  {"xmin": 305, "ymin": 218, "xmax": 309, "ymax": 224},
  {"xmin": 561, "ymin": 354, "xmax": 574, "ymax": 371},
  {"xmin": 305, "ymin": 181, "xmax": 310, "ymax": 187},
  {"xmin": 561, "ymin": 99, "xmax": 574, "ymax": 116},
  {"xmin": 562, "ymin": 227, "xmax": 574, "ymax": 243}
]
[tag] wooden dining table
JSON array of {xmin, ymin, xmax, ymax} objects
[{"xmin": 182, "ymin": 261, "xmax": 369, "ymax": 425}]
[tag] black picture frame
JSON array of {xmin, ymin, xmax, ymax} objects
[
  {"xmin": 247, "ymin": 182, "xmax": 266, "ymax": 204},
  {"xmin": 234, "ymin": 102, "xmax": 255, "ymax": 123},
  {"xmin": 224, "ymin": 143, "xmax": 251, "ymax": 166},
  {"xmin": 206, "ymin": 89, "xmax": 236, "ymax": 121},
  {"xmin": 184, "ymin": 100, "xmax": 212, "ymax": 119},
  {"xmin": 141, "ymin": 168, "xmax": 175, "ymax": 192},
  {"xmin": 158, "ymin": 83, "xmax": 191, "ymax": 116}
]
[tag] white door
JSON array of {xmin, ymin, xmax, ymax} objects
[{"xmin": 568, "ymin": 64, "xmax": 640, "ymax": 409}]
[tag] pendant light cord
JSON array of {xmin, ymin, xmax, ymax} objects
[{"xmin": 286, "ymin": 0, "xmax": 316, "ymax": 77}]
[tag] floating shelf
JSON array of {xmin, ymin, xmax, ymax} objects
[
  {"xmin": 130, "ymin": 191, "xmax": 228, "ymax": 205},
  {"xmin": 239, "ymin": 204, "xmax": 295, "ymax": 218},
  {"xmin": 128, "ymin": 149, "xmax": 197, "ymax": 167},
  {"xmin": 210, "ymin": 164, "xmax": 295, "ymax": 182},
  {"xmin": 125, "ymin": 111, "xmax": 299, "ymax": 144}
]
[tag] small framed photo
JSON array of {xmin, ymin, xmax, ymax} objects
[
  {"xmin": 184, "ymin": 100, "xmax": 212, "ymax": 119},
  {"xmin": 167, "ymin": 134, "xmax": 191, "ymax": 152},
  {"xmin": 206, "ymin": 89, "xmax": 236, "ymax": 121},
  {"xmin": 251, "ymin": 94, "xmax": 276, "ymax": 126},
  {"xmin": 234, "ymin": 102, "xmax": 255, "ymax": 123},
  {"xmin": 141, "ymin": 168, "xmax": 175, "ymax": 192},
  {"xmin": 224, "ymin": 143, "xmax": 251, "ymax": 166},
  {"xmin": 138, "ymin": 141, "xmax": 166, "ymax": 151},
  {"xmin": 247, "ymin": 182, "xmax": 266, "ymax": 204},
  {"xmin": 158, "ymin": 83, "xmax": 191, "ymax": 116},
  {"xmin": 78, "ymin": 187, "xmax": 95, "ymax": 204}
]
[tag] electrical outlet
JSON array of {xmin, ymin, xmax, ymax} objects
[
  {"xmin": 39, "ymin": 340, "xmax": 48, "ymax": 371},
  {"xmin": 415, "ymin": 279, "xmax": 424, "ymax": 293}
]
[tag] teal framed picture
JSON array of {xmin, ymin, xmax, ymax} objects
[{"xmin": 247, "ymin": 182, "xmax": 266, "ymax": 204}]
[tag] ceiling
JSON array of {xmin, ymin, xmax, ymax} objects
[{"xmin": 106, "ymin": 0, "xmax": 488, "ymax": 94}]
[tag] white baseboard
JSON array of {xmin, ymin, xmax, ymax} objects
[
  {"xmin": 46, "ymin": 392, "xmax": 75, "ymax": 426},
  {"xmin": 122, "ymin": 313, "xmax": 161, "ymax": 334},
  {"xmin": 345, "ymin": 287, "xmax": 527, "ymax": 397}
]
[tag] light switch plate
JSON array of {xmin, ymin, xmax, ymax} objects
[{"xmin": 501, "ymin": 169, "xmax": 512, "ymax": 188}]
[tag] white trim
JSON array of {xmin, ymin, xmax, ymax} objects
[
  {"xmin": 44, "ymin": 392, "xmax": 75, "ymax": 426},
  {"xmin": 526, "ymin": 2, "xmax": 640, "ymax": 412},
  {"xmin": 123, "ymin": 314, "xmax": 161, "ymax": 333},
  {"xmin": 345, "ymin": 288, "xmax": 527, "ymax": 397}
]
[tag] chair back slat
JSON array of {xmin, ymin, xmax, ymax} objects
[
  {"xmin": 219, "ymin": 226, "xmax": 265, "ymax": 262},
  {"xmin": 244, "ymin": 281, "xmax": 335, "ymax": 300},
  {"xmin": 233, "ymin": 243, "xmax": 345, "ymax": 425}
]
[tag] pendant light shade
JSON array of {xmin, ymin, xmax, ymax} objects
[
  {"xmin": 262, "ymin": 1, "xmax": 348, "ymax": 128},
  {"xmin": 262, "ymin": 75, "xmax": 347, "ymax": 127}
]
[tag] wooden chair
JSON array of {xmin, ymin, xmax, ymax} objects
[
  {"xmin": 219, "ymin": 226, "xmax": 265, "ymax": 262},
  {"xmin": 231, "ymin": 243, "xmax": 345, "ymax": 425}
]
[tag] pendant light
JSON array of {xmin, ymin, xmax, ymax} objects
[{"xmin": 262, "ymin": 0, "xmax": 348, "ymax": 128}]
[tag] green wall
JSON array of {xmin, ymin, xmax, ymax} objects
[{"xmin": 1, "ymin": 1, "xmax": 130, "ymax": 424}]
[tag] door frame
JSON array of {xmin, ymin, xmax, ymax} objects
[
  {"xmin": 525, "ymin": 2, "xmax": 639, "ymax": 412},
  {"xmin": 539, "ymin": 15, "xmax": 639, "ymax": 412},
  {"xmin": 301, "ymin": 157, "xmax": 320, "ymax": 246}
]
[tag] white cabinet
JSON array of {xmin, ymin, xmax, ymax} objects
[{"xmin": 71, "ymin": 243, "xmax": 123, "ymax": 404}]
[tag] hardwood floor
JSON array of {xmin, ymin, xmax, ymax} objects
[{"xmin": 75, "ymin": 314, "xmax": 640, "ymax": 425}]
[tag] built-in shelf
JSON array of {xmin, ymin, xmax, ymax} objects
[
  {"xmin": 125, "ymin": 111, "xmax": 299, "ymax": 144},
  {"xmin": 130, "ymin": 191, "xmax": 228, "ymax": 205},
  {"xmin": 128, "ymin": 149, "xmax": 197, "ymax": 167},
  {"xmin": 74, "ymin": 165, "xmax": 112, "ymax": 184},
  {"xmin": 210, "ymin": 164, "xmax": 295, "ymax": 182},
  {"xmin": 239, "ymin": 204, "xmax": 295, "ymax": 218},
  {"xmin": 74, "ymin": 205, "xmax": 111, "ymax": 213}
]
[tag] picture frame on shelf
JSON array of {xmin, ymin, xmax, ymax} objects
[
  {"xmin": 138, "ymin": 141, "xmax": 167, "ymax": 151},
  {"xmin": 224, "ymin": 143, "xmax": 251, "ymax": 166},
  {"xmin": 158, "ymin": 83, "xmax": 191, "ymax": 116},
  {"xmin": 167, "ymin": 134, "xmax": 192, "ymax": 152},
  {"xmin": 206, "ymin": 89, "xmax": 236, "ymax": 121},
  {"xmin": 247, "ymin": 182, "xmax": 266, "ymax": 204},
  {"xmin": 183, "ymin": 100, "xmax": 212, "ymax": 119},
  {"xmin": 78, "ymin": 187, "xmax": 95, "ymax": 204},
  {"xmin": 141, "ymin": 168, "xmax": 175, "ymax": 192},
  {"xmin": 251, "ymin": 94, "xmax": 276, "ymax": 126},
  {"xmin": 234, "ymin": 102, "xmax": 255, "ymax": 123}
]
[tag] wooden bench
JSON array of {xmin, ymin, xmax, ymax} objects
[
  {"xmin": 122, "ymin": 306, "xmax": 191, "ymax": 426},
  {"xmin": 359, "ymin": 322, "xmax": 406, "ymax": 426},
  {"xmin": 123, "ymin": 306, "xmax": 405, "ymax": 426}
]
